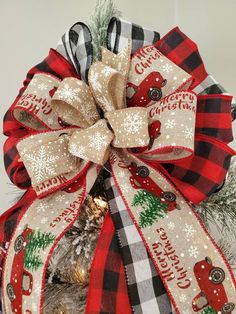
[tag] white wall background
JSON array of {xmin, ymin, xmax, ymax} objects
[{"xmin": 0, "ymin": 0, "xmax": 236, "ymax": 213}]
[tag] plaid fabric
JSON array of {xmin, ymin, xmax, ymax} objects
[
  {"xmin": 107, "ymin": 17, "xmax": 160, "ymax": 55},
  {"xmin": 162, "ymin": 134, "xmax": 234, "ymax": 204},
  {"xmin": 155, "ymin": 27, "xmax": 236, "ymax": 120},
  {"xmin": 193, "ymin": 74, "xmax": 236, "ymax": 120},
  {"xmin": 157, "ymin": 100, "xmax": 234, "ymax": 203},
  {"xmin": 105, "ymin": 175, "xmax": 174, "ymax": 314},
  {"xmin": 57, "ymin": 22, "xmax": 93, "ymax": 82},
  {"xmin": 154, "ymin": 28, "xmax": 235, "ymax": 204},
  {"xmin": 196, "ymin": 95, "xmax": 233, "ymax": 143},
  {"xmin": 85, "ymin": 211, "xmax": 131, "ymax": 314},
  {"xmin": 3, "ymin": 48, "xmax": 79, "ymax": 188}
]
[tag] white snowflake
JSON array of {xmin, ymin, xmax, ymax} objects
[
  {"xmin": 37, "ymin": 82, "xmax": 48, "ymax": 91},
  {"xmin": 70, "ymin": 143, "xmax": 87, "ymax": 159},
  {"xmin": 96, "ymin": 96, "xmax": 114, "ymax": 111},
  {"xmin": 24, "ymin": 146, "xmax": 59, "ymax": 183},
  {"xmin": 64, "ymin": 108, "xmax": 74, "ymax": 119},
  {"xmin": 183, "ymin": 126, "xmax": 194, "ymax": 140},
  {"xmin": 120, "ymin": 183, "xmax": 131, "ymax": 193},
  {"xmin": 183, "ymin": 224, "xmax": 196, "ymax": 238},
  {"xmin": 34, "ymin": 283, "xmax": 41, "ymax": 295},
  {"xmin": 55, "ymin": 194, "xmax": 66, "ymax": 202},
  {"xmin": 188, "ymin": 246, "xmax": 199, "ymax": 258},
  {"xmin": 122, "ymin": 112, "xmax": 144, "ymax": 134},
  {"xmin": 101, "ymin": 66, "xmax": 115, "ymax": 77},
  {"xmin": 32, "ymin": 302, "xmax": 37, "ymax": 312},
  {"xmin": 56, "ymin": 83, "xmax": 80, "ymax": 102},
  {"xmin": 80, "ymin": 103, "xmax": 98, "ymax": 121},
  {"xmin": 118, "ymin": 170, "xmax": 126, "ymax": 178},
  {"xmin": 179, "ymin": 294, "xmax": 187, "ymax": 302},
  {"xmin": 47, "ymin": 117, "xmax": 55, "ymax": 125},
  {"xmin": 162, "ymin": 63, "xmax": 173, "ymax": 73},
  {"xmin": 88, "ymin": 132, "xmax": 108, "ymax": 151},
  {"xmin": 137, "ymin": 139, "xmax": 146, "ymax": 146},
  {"xmin": 36, "ymin": 201, "xmax": 49, "ymax": 213},
  {"xmin": 89, "ymin": 70, "xmax": 102, "ymax": 92},
  {"xmin": 167, "ymin": 222, "xmax": 175, "ymax": 230},
  {"xmin": 41, "ymin": 216, "xmax": 48, "ymax": 224},
  {"xmin": 165, "ymin": 119, "xmax": 176, "ymax": 129},
  {"xmin": 117, "ymin": 62, "xmax": 122, "ymax": 72}
]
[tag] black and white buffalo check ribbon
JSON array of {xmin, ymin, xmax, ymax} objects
[
  {"xmin": 57, "ymin": 17, "xmax": 160, "ymax": 82},
  {"xmin": 107, "ymin": 17, "xmax": 160, "ymax": 54},
  {"xmin": 105, "ymin": 176, "xmax": 176, "ymax": 314}
]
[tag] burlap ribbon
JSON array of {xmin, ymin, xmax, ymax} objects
[
  {"xmin": 3, "ymin": 40, "xmax": 236, "ymax": 314},
  {"xmin": 16, "ymin": 43, "xmax": 196, "ymax": 196}
]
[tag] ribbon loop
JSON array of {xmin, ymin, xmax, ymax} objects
[
  {"xmin": 51, "ymin": 77, "xmax": 99, "ymax": 127},
  {"xmin": 17, "ymin": 129, "xmax": 80, "ymax": 189},
  {"xmin": 69, "ymin": 119, "xmax": 114, "ymax": 165},
  {"xmin": 105, "ymin": 107, "xmax": 149, "ymax": 148},
  {"xmin": 88, "ymin": 62, "xmax": 125, "ymax": 112}
]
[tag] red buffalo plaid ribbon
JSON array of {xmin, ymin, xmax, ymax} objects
[{"xmin": 1, "ymin": 26, "xmax": 235, "ymax": 313}]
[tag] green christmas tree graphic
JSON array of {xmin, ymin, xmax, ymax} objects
[
  {"xmin": 132, "ymin": 190, "xmax": 168, "ymax": 228},
  {"xmin": 27, "ymin": 231, "xmax": 56, "ymax": 252},
  {"xmin": 201, "ymin": 306, "xmax": 217, "ymax": 314},
  {"xmin": 24, "ymin": 230, "xmax": 55, "ymax": 272},
  {"xmin": 24, "ymin": 251, "xmax": 43, "ymax": 271}
]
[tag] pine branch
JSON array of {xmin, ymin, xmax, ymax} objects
[
  {"xmin": 89, "ymin": 0, "xmax": 122, "ymax": 60},
  {"xmin": 218, "ymin": 237, "xmax": 236, "ymax": 269}
]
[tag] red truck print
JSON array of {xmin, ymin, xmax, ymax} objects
[
  {"xmin": 6, "ymin": 226, "xmax": 33, "ymax": 314},
  {"xmin": 131, "ymin": 120, "xmax": 161, "ymax": 154},
  {"xmin": 126, "ymin": 72, "xmax": 167, "ymax": 107},
  {"xmin": 119, "ymin": 162, "xmax": 178, "ymax": 211},
  {"xmin": 192, "ymin": 257, "xmax": 235, "ymax": 313}
]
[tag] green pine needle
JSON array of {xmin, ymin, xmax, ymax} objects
[{"xmin": 89, "ymin": 0, "xmax": 122, "ymax": 60}]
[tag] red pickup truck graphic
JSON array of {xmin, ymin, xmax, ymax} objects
[
  {"xmin": 6, "ymin": 226, "xmax": 33, "ymax": 314},
  {"xmin": 126, "ymin": 72, "xmax": 167, "ymax": 107},
  {"xmin": 119, "ymin": 162, "xmax": 178, "ymax": 211},
  {"xmin": 131, "ymin": 120, "xmax": 161, "ymax": 154},
  {"xmin": 192, "ymin": 257, "xmax": 235, "ymax": 313}
]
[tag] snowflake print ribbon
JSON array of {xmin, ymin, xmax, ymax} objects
[
  {"xmin": 5, "ymin": 31, "xmax": 236, "ymax": 314},
  {"xmin": 15, "ymin": 43, "xmax": 199, "ymax": 193}
]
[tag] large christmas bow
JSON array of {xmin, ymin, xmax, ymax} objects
[{"xmin": 1, "ymin": 18, "xmax": 236, "ymax": 314}]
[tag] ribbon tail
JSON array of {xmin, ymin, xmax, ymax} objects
[
  {"xmin": 104, "ymin": 170, "xmax": 173, "ymax": 313},
  {"xmin": 85, "ymin": 210, "xmax": 132, "ymax": 314}
]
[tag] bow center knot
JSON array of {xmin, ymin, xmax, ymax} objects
[{"xmin": 50, "ymin": 43, "xmax": 150, "ymax": 165}]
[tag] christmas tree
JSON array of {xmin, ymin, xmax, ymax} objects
[
  {"xmin": 27, "ymin": 231, "xmax": 56, "ymax": 252},
  {"xmin": 24, "ymin": 251, "xmax": 43, "ymax": 271},
  {"xmin": 132, "ymin": 190, "xmax": 168, "ymax": 228},
  {"xmin": 201, "ymin": 306, "xmax": 217, "ymax": 314},
  {"xmin": 24, "ymin": 231, "xmax": 55, "ymax": 272}
]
